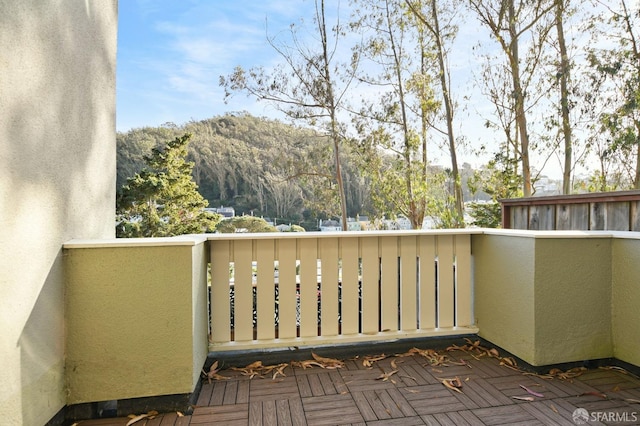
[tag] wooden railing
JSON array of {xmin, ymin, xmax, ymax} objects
[{"xmin": 207, "ymin": 231, "xmax": 478, "ymax": 352}]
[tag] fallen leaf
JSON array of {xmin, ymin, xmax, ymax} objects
[
  {"xmin": 245, "ymin": 361, "xmax": 264, "ymax": 370},
  {"xmin": 599, "ymin": 365, "xmax": 630, "ymax": 375},
  {"xmin": 520, "ymin": 385, "xmax": 544, "ymax": 398},
  {"xmin": 550, "ymin": 404, "xmax": 559, "ymax": 414},
  {"xmin": 580, "ymin": 391, "xmax": 607, "ymax": 399},
  {"xmin": 500, "ymin": 357, "xmax": 517, "ymax": 367},
  {"xmin": 126, "ymin": 411, "xmax": 158, "ymax": 426},
  {"xmin": 176, "ymin": 412, "xmax": 184, "ymax": 417},
  {"xmin": 487, "ymin": 348, "xmax": 500, "ymax": 358},
  {"xmin": 440, "ymin": 377, "xmax": 463, "ymax": 393},
  {"xmin": 512, "ymin": 396, "xmax": 535, "ymax": 401},
  {"xmin": 376, "ymin": 368, "xmax": 399, "ymax": 381},
  {"xmin": 312, "ymin": 352, "xmax": 344, "ymax": 369},
  {"xmin": 611, "ymin": 385, "xmax": 620, "ymax": 392}
]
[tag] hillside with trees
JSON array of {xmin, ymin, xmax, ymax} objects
[{"xmin": 117, "ymin": 114, "xmax": 376, "ymax": 229}]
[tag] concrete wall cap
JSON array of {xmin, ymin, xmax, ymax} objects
[{"xmin": 64, "ymin": 234, "xmax": 207, "ymax": 248}]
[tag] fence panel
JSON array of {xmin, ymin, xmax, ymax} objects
[{"xmin": 207, "ymin": 232, "xmax": 477, "ymax": 352}]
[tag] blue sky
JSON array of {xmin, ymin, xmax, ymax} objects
[
  {"xmin": 116, "ymin": 1, "xmax": 586, "ymax": 178},
  {"xmin": 117, "ymin": 0, "xmax": 314, "ymax": 132}
]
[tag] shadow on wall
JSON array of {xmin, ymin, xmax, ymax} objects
[{"xmin": 17, "ymin": 252, "xmax": 65, "ymax": 426}]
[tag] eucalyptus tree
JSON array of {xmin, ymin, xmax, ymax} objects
[
  {"xmin": 350, "ymin": 0, "xmax": 441, "ymax": 228},
  {"xmin": 585, "ymin": 0, "xmax": 640, "ymax": 189},
  {"xmin": 554, "ymin": 0, "xmax": 574, "ymax": 194},
  {"xmin": 405, "ymin": 0, "xmax": 464, "ymax": 225},
  {"xmin": 220, "ymin": 0, "xmax": 357, "ymax": 230},
  {"xmin": 467, "ymin": 0, "xmax": 556, "ymax": 196}
]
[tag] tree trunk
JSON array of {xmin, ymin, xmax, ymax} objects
[
  {"xmin": 431, "ymin": 0, "xmax": 464, "ymax": 226},
  {"xmin": 319, "ymin": 0, "xmax": 348, "ymax": 230},
  {"xmin": 556, "ymin": 0, "xmax": 573, "ymax": 194},
  {"xmin": 509, "ymin": 0, "xmax": 532, "ymax": 197}
]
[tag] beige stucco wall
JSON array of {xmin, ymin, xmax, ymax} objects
[
  {"xmin": 0, "ymin": 1, "xmax": 117, "ymax": 425},
  {"xmin": 533, "ymin": 237, "xmax": 612, "ymax": 365},
  {"xmin": 65, "ymin": 238, "xmax": 209, "ymax": 404},
  {"xmin": 473, "ymin": 233, "xmax": 537, "ymax": 361},
  {"xmin": 611, "ymin": 237, "xmax": 640, "ymax": 366},
  {"xmin": 474, "ymin": 231, "xmax": 614, "ymax": 366}
]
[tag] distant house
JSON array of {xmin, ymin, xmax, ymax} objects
[
  {"xmin": 319, "ymin": 219, "xmax": 342, "ymax": 232},
  {"xmin": 205, "ymin": 206, "xmax": 235, "ymax": 218}
]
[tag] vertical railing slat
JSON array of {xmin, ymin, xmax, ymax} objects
[
  {"xmin": 256, "ymin": 239, "xmax": 275, "ymax": 340},
  {"xmin": 361, "ymin": 237, "xmax": 379, "ymax": 334},
  {"xmin": 234, "ymin": 240, "xmax": 254, "ymax": 341},
  {"xmin": 320, "ymin": 238, "xmax": 339, "ymax": 336},
  {"xmin": 210, "ymin": 240, "xmax": 231, "ymax": 343},
  {"xmin": 341, "ymin": 238, "xmax": 360, "ymax": 335},
  {"xmin": 380, "ymin": 237, "xmax": 399, "ymax": 332},
  {"xmin": 437, "ymin": 235, "xmax": 455, "ymax": 328},
  {"xmin": 455, "ymin": 234, "xmax": 472, "ymax": 327},
  {"xmin": 299, "ymin": 238, "xmax": 318, "ymax": 337},
  {"xmin": 418, "ymin": 235, "xmax": 436, "ymax": 329},
  {"xmin": 400, "ymin": 236, "xmax": 418, "ymax": 331},
  {"xmin": 277, "ymin": 239, "xmax": 297, "ymax": 339}
]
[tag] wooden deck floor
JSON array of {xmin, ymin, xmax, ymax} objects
[{"xmin": 75, "ymin": 344, "xmax": 640, "ymax": 426}]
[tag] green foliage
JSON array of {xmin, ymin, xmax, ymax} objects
[
  {"xmin": 467, "ymin": 156, "xmax": 523, "ymax": 228},
  {"xmin": 466, "ymin": 202, "xmax": 501, "ymax": 228},
  {"xmin": 116, "ymin": 134, "xmax": 221, "ymax": 237},
  {"xmin": 215, "ymin": 216, "xmax": 277, "ymax": 233},
  {"xmin": 117, "ymin": 114, "xmax": 373, "ymax": 227}
]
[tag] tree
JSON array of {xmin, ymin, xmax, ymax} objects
[
  {"xmin": 468, "ymin": 0, "xmax": 556, "ymax": 196},
  {"xmin": 467, "ymin": 153, "xmax": 523, "ymax": 227},
  {"xmin": 586, "ymin": 0, "xmax": 640, "ymax": 189},
  {"xmin": 405, "ymin": 0, "xmax": 465, "ymax": 226},
  {"xmin": 351, "ymin": 0, "xmax": 440, "ymax": 229},
  {"xmin": 116, "ymin": 133, "xmax": 221, "ymax": 237},
  {"xmin": 215, "ymin": 216, "xmax": 277, "ymax": 233},
  {"xmin": 554, "ymin": 0, "xmax": 574, "ymax": 194},
  {"xmin": 221, "ymin": 0, "xmax": 357, "ymax": 230}
]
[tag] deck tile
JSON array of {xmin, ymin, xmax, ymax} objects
[{"xmin": 74, "ymin": 343, "xmax": 640, "ymax": 426}]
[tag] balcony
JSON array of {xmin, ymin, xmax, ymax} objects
[{"xmin": 63, "ymin": 229, "xmax": 640, "ymax": 424}]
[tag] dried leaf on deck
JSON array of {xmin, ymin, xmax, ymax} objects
[
  {"xmin": 126, "ymin": 411, "xmax": 158, "ymax": 426},
  {"xmin": 291, "ymin": 360, "xmax": 326, "ymax": 369},
  {"xmin": 440, "ymin": 377, "xmax": 463, "ymax": 393},
  {"xmin": 362, "ymin": 354, "xmax": 387, "ymax": 368},
  {"xmin": 203, "ymin": 360, "xmax": 229, "ymax": 382},
  {"xmin": 487, "ymin": 348, "xmax": 500, "ymax": 358},
  {"xmin": 512, "ymin": 396, "xmax": 535, "ymax": 401},
  {"xmin": 599, "ymin": 365, "xmax": 632, "ymax": 375},
  {"xmin": 271, "ymin": 363, "xmax": 288, "ymax": 379},
  {"xmin": 451, "ymin": 359, "xmax": 472, "ymax": 368},
  {"xmin": 376, "ymin": 368, "xmax": 398, "ymax": 381},
  {"xmin": 499, "ymin": 357, "xmax": 517, "ymax": 368},
  {"xmin": 580, "ymin": 391, "xmax": 608, "ymax": 399},
  {"xmin": 446, "ymin": 344, "xmax": 464, "ymax": 352},
  {"xmin": 520, "ymin": 385, "xmax": 544, "ymax": 398},
  {"xmin": 311, "ymin": 352, "xmax": 344, "ymax": 369}
]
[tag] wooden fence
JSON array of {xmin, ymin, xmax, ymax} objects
[
  {"xmin": 501, "ymin": 190, "xmax": 640, "ymax": 231},
  {"xmin": 207, "ymin": 231, "xmax": 477, "ymax": 352}
]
